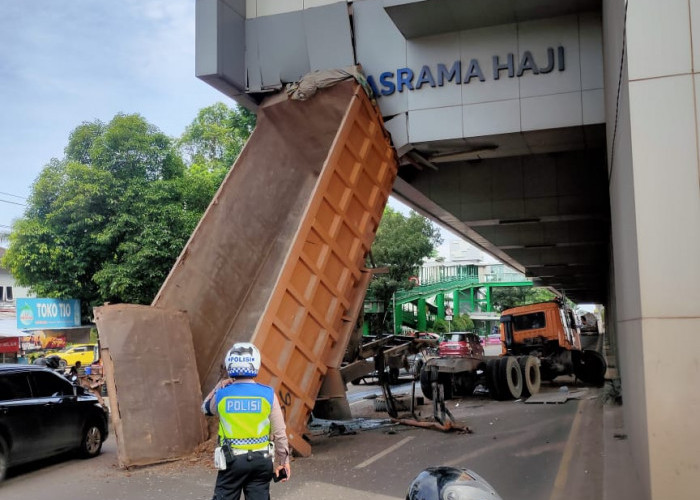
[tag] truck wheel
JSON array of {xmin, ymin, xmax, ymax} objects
[
  {"xmin": 518, "ymin": 356, "xmax": 541, "ymax": 397},
  {"xmin": 419, "ymin": 367, "xmax": 433, "ymax": 400},
  {"xmin": 498, "ymin": 356, "xmax": 523, "ymax": 400},
  {"xmin": 438, "ymin": 373, "xmax": 453, "ymax": 400},
  {"xmin": 573, "ymin": 350, "xmax": 607, "ymax": 387},
  {"xmin": 486, "ymin": 358, "xmax": 502, "ymax": 400}
]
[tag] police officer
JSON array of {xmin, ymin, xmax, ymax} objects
[{"xmin": 203, "ymin": 342, "xmax": 291, "ymax": 499}]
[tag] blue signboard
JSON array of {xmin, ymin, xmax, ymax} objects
[{"xmin": 16, "ymin": 298, "xmax": 81, "ymax": 329}]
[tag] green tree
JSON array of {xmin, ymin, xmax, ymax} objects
[
  {"xmin": 2, "ymin": 115, "xmax": 187, "ymax": 312},
  {"xmin": 450, "ymin": 313, "xmax": 474, "ymax": 331},
  {"xmin": 2, "ymin": 106, "xmax": 256, "ymax": 317},
  {"xmin": 177, "ymin": 102, "xmax": 256, "ymax": 172},
  {"xmin": 432, "ymin": 318, "xmax": 449, "ymax": 334},
  {"xmin": 366, "ymin": 207, "xmax": 442, "ymax": 333},
  {"xmin": 490, "ymin": 286, "xmax": 556, "ymax": 312}
]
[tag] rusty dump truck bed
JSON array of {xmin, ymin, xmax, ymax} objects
[{"xmin": 95, "ymin": 80, "xmax": 397, "ymax": 464}]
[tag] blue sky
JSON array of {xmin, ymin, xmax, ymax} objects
[
  {"xmin": 0, "ymin": 0, "xmax": 477, "ymax": 262},
  {"xmin": 0, "ymin": 0, "xmax": 223, "ymax": 231}
]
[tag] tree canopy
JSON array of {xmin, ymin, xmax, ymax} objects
[
  {"xmin": 2, "ymin": 104, "xmax": 255, "ymax": 317},
  {"xmin": 490, "ymin": 286, "xmax": 557, "ymax": 312},
  {"xmin": 366, "ymin": 206, "xmax": 443, "ymax": 333}
]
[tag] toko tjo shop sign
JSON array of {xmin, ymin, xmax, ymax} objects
[{"xmin": 16, "ymin": 298, "xmax": 81, "ymax": 329}]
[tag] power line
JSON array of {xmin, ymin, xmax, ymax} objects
[
  {"xmin": 0, "ymin": 191, "xmax": 26, "ymax": 200},
  {"xmin": 0, "ymin": 198, "xmax": 25, "ymax": 207}
]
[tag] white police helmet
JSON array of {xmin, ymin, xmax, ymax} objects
[{"xmin": 225, "ymin": 342, "xmax": 261, "ymax": 378}]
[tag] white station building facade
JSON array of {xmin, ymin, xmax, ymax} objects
[{"xmin": 195, "ymin": 1, "xmax": 700, "ymax": 498}]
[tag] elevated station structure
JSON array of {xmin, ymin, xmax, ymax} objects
[{"xmin": 195, "ymin": 1, "xmax": 700, "ymax": 498}]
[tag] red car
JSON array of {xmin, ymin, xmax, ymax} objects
[
  {"xmin": 483, "ymin": 333, "xmax": 502, "ymax": 346},
  {"xmin": 438, "ymin": 332, "xmax": 484, "ymax": 358}
]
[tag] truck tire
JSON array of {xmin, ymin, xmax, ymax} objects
[
  {"xmin": 518, "ymin": 356, "xmax": 541, "ymax": 397},
  {"xmin": 498, "ymin": 356, "xmax": 523, "ymax": 400},
  {"xmin": 486, "ymin": 358, "xmax": 502, "ymax": 400},
  {"xmin": 419, "ymin": 367, "xmax": 433, "ymax": 400},
  {"xmin": 573, "ymin": 350, "xmax": 606, "ymax": 387},
  {"xmin": 438, "ymin": 373, "xmax": 453, "ymax": 400}
]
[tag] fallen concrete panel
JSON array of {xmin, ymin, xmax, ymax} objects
[
  {"xmin": 94, "ymin": 304, "xmax": 207, "ymax": 468},
  {"xmin": 525, "ymin": 388, "xmax": 589, "ymax": 404}
]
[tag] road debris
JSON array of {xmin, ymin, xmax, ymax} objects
[
  {"xmin": 391, "ymin": 417, "xmax": 472, "ymax": 434},
  {"xmin": 525, "ymin": 388, "xmax": 589, "ymax": 404}
]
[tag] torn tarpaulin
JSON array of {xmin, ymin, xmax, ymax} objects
[{"xmin": 286, "ymin": 65, "xmax": 374, "ymax": 101}]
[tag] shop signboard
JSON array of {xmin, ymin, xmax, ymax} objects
[
  {"xmin": 0, "ymin": 337, "xmax": 20, "ymax": 353},
  {"xmin": 21, "ymin": 332, "xmax": 67, "ymax": 351},
  {"xmin": 16, "ymin": 298, "xmax": 81, "ymax": 330}
]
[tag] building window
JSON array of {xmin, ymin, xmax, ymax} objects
[{"xmin": 5, "ymin": 286, "xmax": 12, "ymax": 301}]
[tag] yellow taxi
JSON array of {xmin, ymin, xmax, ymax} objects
[{"xmin": 55, "ymin": 344, "xmax": 98, "ymax": 367}]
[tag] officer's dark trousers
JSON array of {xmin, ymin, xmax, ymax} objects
[{"xmin": 212, "ymin": 452, "xmax": 274, "ymax": 500}]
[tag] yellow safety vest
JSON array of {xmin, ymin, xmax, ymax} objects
[{"xmin": 216, "ymin": 382, "xmax": 273, "ymax": 450}]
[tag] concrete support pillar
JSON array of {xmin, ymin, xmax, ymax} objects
[
  {"xmin": 485, "ymin": 286, "xmax": 492, "ymax": 312},
  {"xmin": 603, "ymin": 2, "xmax": 700, "ymax": 497}
]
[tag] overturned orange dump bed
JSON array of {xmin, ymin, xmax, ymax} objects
[{"xmin": 96, "ymin": 80, "xmax": 397, "ymax": 462}]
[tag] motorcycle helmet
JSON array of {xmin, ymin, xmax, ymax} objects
[
  {"xmin": 40, "ymin": 355, "xmax": 61, "ymax": 370},
  {"xmin": 406, "ymin": 467, "xmax": 503, "ymax": 500},
  {"xmin": 225, "ymin": 342, "xmax": 261, "ymax": 378}
]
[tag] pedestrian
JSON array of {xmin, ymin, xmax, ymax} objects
[
  {"xmin": 69, "ymin": 360, "xmax": 82, "ymax": 378},
  {"xmin": 202, "ymin": 342, "xmax": 291, "ymax": 500}
]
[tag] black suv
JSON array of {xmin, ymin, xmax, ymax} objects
[{"xmin": 0, "ymin": 364, "xmax": 109, "ymax": 481}]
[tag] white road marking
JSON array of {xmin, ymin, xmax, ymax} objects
[{"xmin": 354, "ymin": 436, "xmax": 415, "ymax": 469}]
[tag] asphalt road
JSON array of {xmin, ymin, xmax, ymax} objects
[
  {"xmin": 1, "ymin": 340, "xmax": 606, "ymax": 500},
  {"xmin": 1, "ymin": 381, "xmax": 604, "ymax": 500}
]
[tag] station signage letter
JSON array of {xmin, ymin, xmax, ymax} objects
[{"xmin": 367, "ymin": 46, "xmax": 565, "ymax": 97}]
